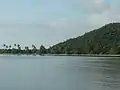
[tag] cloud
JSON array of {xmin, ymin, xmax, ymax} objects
[
  {"xmin": 75, "ymin": 0, "xmax": 110, "ymax": 14},
  {"xmin": 47, "ymin": 0, "xmax": 120, "ymax": 39},
  {"xmin": 77, "ymin": 0, "xmax": 120, "ymax": 29},
  {"xmin": 0, "ymin": 0, "xmax": 120, "ymax": 47}
]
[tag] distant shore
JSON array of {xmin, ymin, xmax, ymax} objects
[
  {"xmin": 44, "ymin": 54, "xmax": 120, "ymax": 57},
  {"xmin": 0, "ymin": 54, "xmax": 120, "ymax": 57}
]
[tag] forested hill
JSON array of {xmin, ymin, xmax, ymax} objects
[{"xmin": 48, "ymin": 23, "xmax": 120, "ymax": 54}]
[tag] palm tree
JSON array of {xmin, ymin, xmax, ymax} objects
[
  {"xmin": 14, "ymin": 44, "xmax": 16, "ymax": 46},
  {"xmin": 3, "ymin": 44, "xmax": 6, "ymax": 49},
  {"xmin": 32, "ymin": 45, "xmax": 37, "ymax": 49},
  {"xmin": 39, "ymin": 45, "xmax": 47, "ymax": 54},
  {"xmin": 25, "ymin": 46, "xmax": 30, "ymax": 54},
  {"xmin": 5, "ymin": 45, "xmax": 8, "ymax": 49},
  {"xmin": 32, "ymin": 45, "xmax": 34, "ymax": 48},
  {"xmin": 17, "ymin": 44, "xmax": 20, "ymax": 47},
  {"xmin": 2, "ymin": 44, "xmax": 6, "ymax": 53},
  {"xmin": 3, "ymin": 44, "xmax": 6, "ymax": 47},
  {"xmin": 32, "ymin": 45, "xmax": 37, "ymax": 53},
  {"xmin": 14, "ymin": 44, "xmax": 17, "ymax": 49},
  {"xmin": 9, "ymin": 45, "xmax": 12, "ymax": 49},
  {"xmin": 17, "ymin": 44, "xmax": 21, "ymax": 50},
  {"xmin": 25, "ymin": 46, "xmax": 29, "ymax": 50}
]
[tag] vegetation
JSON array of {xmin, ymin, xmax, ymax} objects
[
  {"xmin": 1, "ymin": 23, "xmax": 120, "ymax": 55},
  {"xmin": 0, "ymin": 44, "xmax": 47, "ymax": 55},
  {"xmin": 49, "ymin": 23, "xmax": 120, "ymax": 54}
]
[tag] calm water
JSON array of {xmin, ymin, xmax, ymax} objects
[{"xmin": 0, "ymin": 56, "xmax": 120, "ymax": 90}]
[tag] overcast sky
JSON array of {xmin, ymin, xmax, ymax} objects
[{"xmin": 0, "ymin": 0, "xmax": 119, "ymax": 48}]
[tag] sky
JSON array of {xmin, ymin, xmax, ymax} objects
[{"xmin": 0, "ymin": 0, "xmax": 119, "ymax": 48}]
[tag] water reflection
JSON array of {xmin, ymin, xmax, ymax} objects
[{"xmin": 85, "ymin": 57, "xmax": 120, "ymax": 90}]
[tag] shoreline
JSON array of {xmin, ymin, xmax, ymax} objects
[
  {"xmin": 45, "ymin": 54, "xmax": 120, "ymax": 57},
  {"xmin": 0, "ymin": 54, "xmax": 120, "ymax": 57}
]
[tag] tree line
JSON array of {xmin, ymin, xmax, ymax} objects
[
  {"xmin": 0, "ymin": 44, "xmax": 48, "ymax": 55},
  {"xmin": 2, "ymin": 23, "xmax": 120, "ymax": 55}
]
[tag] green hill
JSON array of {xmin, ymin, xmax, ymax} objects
[{"xmin": 49, "ymin": 23, "xmax": 120, "ymax": 54}]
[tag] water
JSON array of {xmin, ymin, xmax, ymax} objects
[{"xmin": 0, "ymin": 56, "xmax": 120, "ymax": 90}]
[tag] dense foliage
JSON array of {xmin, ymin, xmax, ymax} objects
[{"xmin": 49, "ymin": 23, "xmax": 120, "ymax": 54}]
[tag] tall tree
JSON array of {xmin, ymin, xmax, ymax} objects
[
  {"xmin": 17, "ymin": 44, "xmax": 21, "ymax": 50},
  {"xmin": 5, "ymin": 45, "xmax": 8, "ymax": 49},
  {"xmin": 25, "ymin": 46, "xmax": 29, "ymax": 51},
  {"xmin": 9, "ymin": 45, "xmax": 12, "ymax": 49},
  {"xmin": 3, "ymin": 44, "xmax": 6, "ymax": 49},
  {"xmin": 14, "ymin": 44, "xmax": 16, "ymax": 46},
  {"xmin": 24, "ymin": 46, "xmax": 30, "ymax": 54},
  {"xmin": 39, "ymin": 45, "xmax": 47, "ymax": 54},
  {"xmin": 32, "ymin": 45, "xmax": 37, "ymax": 53},
  {"xmin": 14, "ymin": 44, "xmax": 17, "ymax": 49}
]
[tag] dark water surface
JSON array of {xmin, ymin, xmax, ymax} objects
[{"xmin": 0, "ymin": 56, "xmax": 120, "ymax": 90}]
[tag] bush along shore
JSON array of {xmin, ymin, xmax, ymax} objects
[{"xmin": 1, "ymin": 44, "xmax": 120, "ymax": 57}]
